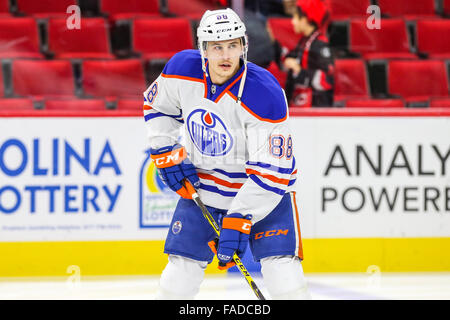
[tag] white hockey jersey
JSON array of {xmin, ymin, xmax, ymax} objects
[{"xmin": 143, "ymin": 50, "xmax": 297, "ymax": 223}]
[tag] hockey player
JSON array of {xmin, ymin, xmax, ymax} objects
[
  {"xmin": 144, "ymin": 8, "xmax": 310, "ymax": 300},
  {"xmin": 282, "ymin": 0, "xmax": 334, "ymax": 107}
]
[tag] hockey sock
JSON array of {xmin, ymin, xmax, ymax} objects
[{"xmin": 260, "ymin": 255, "xmax": 311, "ymax": 300}]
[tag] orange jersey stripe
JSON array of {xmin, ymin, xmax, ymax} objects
[
  {"xmin": 198, "ymin": 173, "xmax": 244, "ymax": 189},
  {"xmin": 214, "ymin": 72, "xmax": 244, "ymax": 103},
  {"xmin": 161, "ymin": 73, "xmax": 205, "ymax": 83},
  {"xmin": 160, "ymin": 72, "xmax": 208, "ymax": 99},
  {"xmin": 245, "ymin": 168, "xmax": 290, "ymax": 186}
]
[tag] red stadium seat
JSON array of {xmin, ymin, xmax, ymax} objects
[
  {"xmin": 12, "ymin": 60, "xmax": 75, "ymax": 98},
  {"xmin": 82, "ymin": 59, "xmax": 146, "ymax": 98},
  {"xmin": 267, "ymin": 18, "xmax": 302, "ymax": 51},
  {"xmin": 416, "ymin": 20, "xmax": 450, "ymax": 59},
  {"xmin": 266, "ymin": 61, "xmax": 287, "ymax": 89},
  {"xmin": 377, "ymin": 0, "xmax": 437, "ymax": 20},
  {"xmin": 116, "ymin": 99, "xmax": 144, "ymax": 111},
  {"xmin": 327, "ymin": 0, "xmax": 370, "ymax": 20},
  {"xmin": 334, "ymin": 59, "xmax": 370, "ymax": 102},
  {"xmin": 0, "ymin": 0, "xmax": 11, "ymax": 17},
  {"xmin": 47, "ymin": 18, "xmax": 114, "ymax": 59},
  {"xmin": 0, "ymin": 18, "xmax": 43, "ymax": 58},
  {"xmin": 168, "ymin": 0, "xmax": 218, "ymax": 20},
  {"xmin": 388, "ymin": 60, "xmax": 449, "ymax": 103},
  {"xmin": 132, "ymin": 18, "xmax": 194, "ymax": 60},
  {"xmin": 0, "ymin": 99, "xmax": 35, "ymax": 110},
  {"xmin": 44, "ymin": 99, "xmax": 107, "ymax": 111},
  {"xmin": 16, "ymin": 0, "xmax": 77, "ymax": 18},
  {"xmin": 430, "ymin": 98, "xmax": 450, "ymax": 108},
  {"xmin": 350, "ymin": 19, "xmax": 416, "ymax": 59},
  {"xmin": 100, "ymin": 0, "xmax": 161, "ymax": 20},
  {"xmin": 345, "ymin": 99, "xmax": 405, "ymax": 108}
]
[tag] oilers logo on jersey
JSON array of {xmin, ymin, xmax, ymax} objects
[{"xmin": 187, "ymin": 109, "xmax": 234, "ymax": 157}]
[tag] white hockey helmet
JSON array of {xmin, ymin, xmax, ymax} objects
[
  {"xmin": 197, "ymin": 8, "xmax": 248, "ymax": 101},
  {"xmin": 197, "ymin": 8, "xmax": 247, "ymax": 43}
]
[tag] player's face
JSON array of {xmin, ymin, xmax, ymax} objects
[{"xmin": 205, "ymin": 39, "xmax": 243, "ymax": 84}]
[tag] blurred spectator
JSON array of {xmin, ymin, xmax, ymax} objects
[
  {"xmin": 276, "ymin": 0, "xmax": 334, "ymax": 107},
  {"xmin": 281, "ymin": 0, "xmax": 297, "ymax": 15},
  {"xmin": 245, "ymin": 10, "xmax": 275, "ymax": 68},
  {"xmin": 245, "ymin": 0, "xmax": 290, "ymax": 19}
]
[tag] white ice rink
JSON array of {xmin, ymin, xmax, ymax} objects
[{"xmin": 1, "ymin": 272, "xmax": 449, "ymax": 300}]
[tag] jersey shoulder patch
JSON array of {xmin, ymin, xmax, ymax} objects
[
  {"xmin": 162, "ymin": 50, "xmax": 204, "ymax": 81},
  {"xmin": 233, "ymin": 63, "xmax": 287, "ymax": 122}
]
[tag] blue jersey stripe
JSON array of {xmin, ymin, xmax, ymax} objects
[
  {"xmin": 246, "ymin": 161, "xmax": 294, "ymax": 175},
  {"xmin": 249, "ymin": 174, "xmax": 286, "ymax": 196},
  {"xmin": 213, "ymin": 168, "xmax": 248, "ymax": 179},
  {"xmin": 144, "ymin": 112, "xmax": 164, "ymax": 121},
  {"xmin": 144, "ymin": 110, "xmax": 183, "ymax": 122},
  {"xmin": 198, "ymin": 183, "xmax": 238, "ymax": 197}
]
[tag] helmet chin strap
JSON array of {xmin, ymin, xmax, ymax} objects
[
  {"xmin": 236, "ymin": 35, "xmax": 248, "ymax": 103},
  {"xmin": 237, "ymin": 60, "xmax": 247, "ymax": 103},
  {"xmin": 200, "ymin": 42, "xmax": 208, "ymax": 77},
  {"xmin": 200, "ymin": 38, "xmax": 248, "ymax": 103}
]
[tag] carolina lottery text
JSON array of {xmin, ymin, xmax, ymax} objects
[{"xmin": 0, "ymin": 138, "xmax": 122, "ymax": 214}]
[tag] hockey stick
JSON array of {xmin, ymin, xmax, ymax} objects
[{"xmin": 183, "ymin": 180, "xmax": 266, "ymax": 300}]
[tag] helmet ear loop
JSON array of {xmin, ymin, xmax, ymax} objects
[
  {"xmin": 199, "ymin": 41, "xmax": 208, "ymax": 76},
  {"xmin": 241, "ymin": 35, "xmax": 249, "ymax": 66},
  {"xmin": 237, "ymin": 35, "xmax": 248, "ymax": 103}
]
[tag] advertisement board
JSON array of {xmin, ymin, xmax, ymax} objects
[
  {"xmin": 291, "ymin": 117, "xmax": 450, "ymax": 238},
  {"xmin": 0, "ymin": 113, "xmax": 449, "ymax": 275},
  {"xmin": 0, "ymin": 117, "xmax": 173, "ymax": 242}
]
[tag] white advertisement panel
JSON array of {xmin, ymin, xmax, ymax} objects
[
  {"xmin": 0, "ymin": 117, "xmax": 173, "ymax": 241},
  {"xmin": 0, "ymin": 116, "xmax": 449, "ymax": 242},
  {"xmin": 292, "ymin": 117, "xmax": 450, "ymax": 238}
]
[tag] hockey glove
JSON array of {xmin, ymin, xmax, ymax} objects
[
  {"xmin": 209, "ymin": 213, "xmax": 252, "ymax": 270},
  {"xmin": 150, "ymin": 144, "xmax": 200, "ymax": 199}
]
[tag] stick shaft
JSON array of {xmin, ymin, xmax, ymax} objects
[{"xmin": 190, "ymin": 191, "xmax": 266, "ymax": 300}]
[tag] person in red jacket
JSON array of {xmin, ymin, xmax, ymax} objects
[{"xmin": 283, "ymin": 0, "xmax": 334, "ymax": 107}]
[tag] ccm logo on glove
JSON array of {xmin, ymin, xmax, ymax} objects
[
  {"xmin": 151, "ymin": 147, "xmax": 187, "ymax": 168},
  {"xmin": 210, "ymin": 213, "xmax": 253, "ymax": 270},
  {"xmin": 222, "ymin": 217, "xmax": 252, "ymax": 234},
  {"xmin": 149, "ymin": 144, "xmax": 200, "ymax": 199}
]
